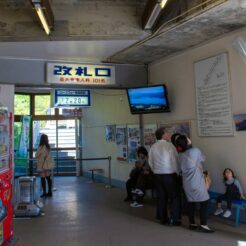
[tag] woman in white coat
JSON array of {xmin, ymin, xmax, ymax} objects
[{"xmin": 36, "ymin": 134, "xmax": 54, "ymax": 197}]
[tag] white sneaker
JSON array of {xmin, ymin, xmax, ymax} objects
[
  {"xmin": 135, "ymin": 189, "xmax": 144, "ymax": 196},
  {"xmin": 131, "ymin": 189, "xmax": 137, "ymax": 194},
  {"xmin": 223, "ymin": 210, "xmax": 232, "ymax": 218},
  {"xmin": 130, "ymin": 201, "xmax": 143, "ymax": 208},
  {"xmin": 214, "ymin": 208, "xmax": 223, "ymax": 216}
]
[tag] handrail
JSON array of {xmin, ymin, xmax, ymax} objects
[{"xmin": 15, "ymin": 156, "xmax": 112, "ymax": 187}]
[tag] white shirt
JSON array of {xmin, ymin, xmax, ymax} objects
[{"xmin": 149, "ymin": 139, "xmax": 179, "ymax": 174}]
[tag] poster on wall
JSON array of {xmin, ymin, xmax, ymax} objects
[
  {"xmin": 127, "ymin": 125, "xmax": 140, "ymax": 162},
  {"xmin": 116, "ymin": 125, "xmax": 127, "ymax": 161},
  {"xmin": 234, "ymin": 114, "xmax": 246, "ymax": 131},
  {"xmin": 18, "ymin": 116, "xmax": 31, "ymax": 158},
  {"xmin": 194, "ymin": 53, "xmax": 234, "ymax": 136},
  {"xmin": 159, "ymin": 121, "xmax": 191, "ymax": 138},
  {"xmin": 105, "ymin": 125, "xmax": 116, "ymax": 141},
  {"xmin": 144, "ymin": 124, "xmax": 157, "ymax": 150}
]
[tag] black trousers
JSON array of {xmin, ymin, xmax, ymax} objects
[
  {"xmin": 136, "ymin": 173, "xmax": 154, "ymax": 192},
  {"xmin": 125, "ymin": 169, "xmax": 141, "ymax": 199},
  {"xmin": 154, "ymin": 173, "xmax": 180, "ymax": 223},
  {"xmin": 135, "ymin": 173, "xmax": 154, "ymax": 204},
  {"xmin": 188, "ymin": 200, "xmax": 208, "ymax": 225},
  {"xmin": 217, "ymin": 193, "xmax": 240, "ymax": 209},
  {"xmin": 126, "ymin": 179, "xmax": 135, "ymax": 199}
]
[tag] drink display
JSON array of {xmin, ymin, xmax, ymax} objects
[{"xmin": 0, "ymin": 107, "xmax": 13, "ymax": 244}]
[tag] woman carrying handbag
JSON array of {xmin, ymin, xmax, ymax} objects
[
  {"xmin": 36, "ymin": 134, "xmax": 55, "ymax": 198},
  {"xmin": 176, "ymin": 135, "xmax": 214, "ymax": 233}
]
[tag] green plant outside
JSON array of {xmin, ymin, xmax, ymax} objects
[
  {"xmin": 35, "ymin": 95, "xmax": 51, "ymax": 115},
  {"xmin": 14, "ymin": 94, "xmax": 30, "ymax": 115}
]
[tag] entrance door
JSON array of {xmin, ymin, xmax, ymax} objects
[{"xmin": 33, "ymin": 118, "xmax": 80, "ymax": 175}]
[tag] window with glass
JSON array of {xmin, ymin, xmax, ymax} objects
[
  {"xmin": 34, "ymin": 95, "xmax": 52, "ymax": 115},
  {"xmin": 14, "ymin": 94, "xmax": 30, "ymax": 115}
]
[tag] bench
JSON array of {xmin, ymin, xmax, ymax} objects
[
  {"xmin": 209, "ymin": 192, "xmax": 246, "ymax": 226},
  {"xmin": 234, "ymin": 199, "xmax": 246, "ymax": 226},
  {"xmin": 88, "ymin": 168, "xmax": 103, "ymax": 182}
]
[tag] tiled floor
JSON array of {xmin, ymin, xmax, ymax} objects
[{"xmin": 13, "ymin": 177, "xmax": 246, "ymax": 246}]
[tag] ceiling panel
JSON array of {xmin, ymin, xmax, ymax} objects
[
  {"xmin": 108, "ymin": 0, "xmax": 246, "ymax": 64},
  {"xmin": 0, "ymin": 40, "xmax": 138, "ymax": 63}
]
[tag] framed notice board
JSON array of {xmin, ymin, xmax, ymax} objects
[{"xmin": 194, "ymin": 53, "xmax": 234, "ymax": 136}]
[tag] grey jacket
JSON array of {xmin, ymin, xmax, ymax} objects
[{"xmin": 179, "ymin": 147, "xmax": 209, "ymax": 202}]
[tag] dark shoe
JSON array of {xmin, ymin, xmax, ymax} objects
[
  {"xmin": 46, "ymin": 192, "xmax": 52, "ymax": 197},
  {"xmin": 40, "ymin": 193, "xmax": 47, "ymax": 198},
  {"xmin": 198, "ymin": 226, "xmax": 214, "ymax": 233},
  {"xmin": 189, "ymin": 224, "xmax": 198, "ymax": 231}
]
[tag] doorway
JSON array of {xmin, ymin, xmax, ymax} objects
[{"xmin": 14, "ymin": 94, "xmax": 82, "ymax": 176}]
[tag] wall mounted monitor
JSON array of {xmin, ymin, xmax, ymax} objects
[{"xmin": 126, "ymin": 84, "xmax": 170, "ymax": 114}]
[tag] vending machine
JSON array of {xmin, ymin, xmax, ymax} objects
[{"xmin": 0, "ymin": 107, "xmax": 13, "ymax": 245}]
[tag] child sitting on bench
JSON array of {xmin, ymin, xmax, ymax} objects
[{"xmin": 214, "ymin": 168, "xmax": 245, "ymax": 218}]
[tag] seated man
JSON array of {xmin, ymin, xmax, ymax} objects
[
  {"xmin": 130, "ymin": 166, "xmax": 154, "ymax": 207},
  {"xmin": 124, "ymin": 146, "xmax": 148, "ymax": 202},
  {"xmin": 129, "ymin": 148, "xmax": 154, "ymax": 208}
]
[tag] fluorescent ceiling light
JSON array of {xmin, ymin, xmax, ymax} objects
[
  {"xmin": 34, "ymin": 4, "xmax": 50, "ymax": 35},
  {"xmin": 145, "ymin": 4, "xmax": 162, "ymax": 29},
  {"xmin": 160, "ymin": 0, "xmax": 168, "ymax": 8},
  {"xmin": 142, "ymin": 0, "xmax": 168, "ymax": 30},
  {"xmin": 31, "ymin": 0, "xmax": 54, "ymax": 35}
]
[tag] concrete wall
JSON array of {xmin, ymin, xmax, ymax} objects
[
  {"xmin": 148, "ymin": 29, "xmax": 246, "ymax": 193},
  {"xmin": 0, "ymin": 0, "xmax": 148, "ymax": 41}
]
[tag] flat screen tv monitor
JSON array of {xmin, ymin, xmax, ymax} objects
[{"xmin": 126, "ymin": 84, "xmax": 170, "ymax": 114}]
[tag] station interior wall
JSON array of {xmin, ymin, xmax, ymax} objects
[{"xmin": 83, "ymin": 28, "xmax": 246, "ymax": 193}]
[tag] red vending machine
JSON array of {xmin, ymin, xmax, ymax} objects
[{"xmin": 0, "ymin": 107, "xmax": 13, "ymax": 245}]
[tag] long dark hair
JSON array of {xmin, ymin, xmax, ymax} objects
[
  {"xmin": 223, "ymin": 168, "xmax": 236, "ymax": 182},
  {"xmin": 39, "ymin": 134, "xmax": 50, "ymax": 149},
  {"xmin": 175, "ymin": 135, "xmax": 189, "ymax": 153},
  {"xmin": 171, "ymin": 133, "xmax": 181, "ymax": 147}
]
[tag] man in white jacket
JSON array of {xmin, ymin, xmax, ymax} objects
[{"xmin": 149, "ymin": 127, "xmax": 180, "ymax": 225}]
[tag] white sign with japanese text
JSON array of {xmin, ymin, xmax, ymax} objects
[
  {"xmin": 194, "ymin": 53, "xmax": 234, "ymax": 136},
  {"xmin": 46, "ymin": 63, "xmax": 116, "ymax": 85}
]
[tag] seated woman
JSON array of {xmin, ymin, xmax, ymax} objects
[{"xmin": 124, "ymin": 146, "xmax": 148, "ymax": 202}]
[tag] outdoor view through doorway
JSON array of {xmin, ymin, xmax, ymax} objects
[{"xmin": 14, "ymin": 94, "xmax": 82, "ymax": 177}]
